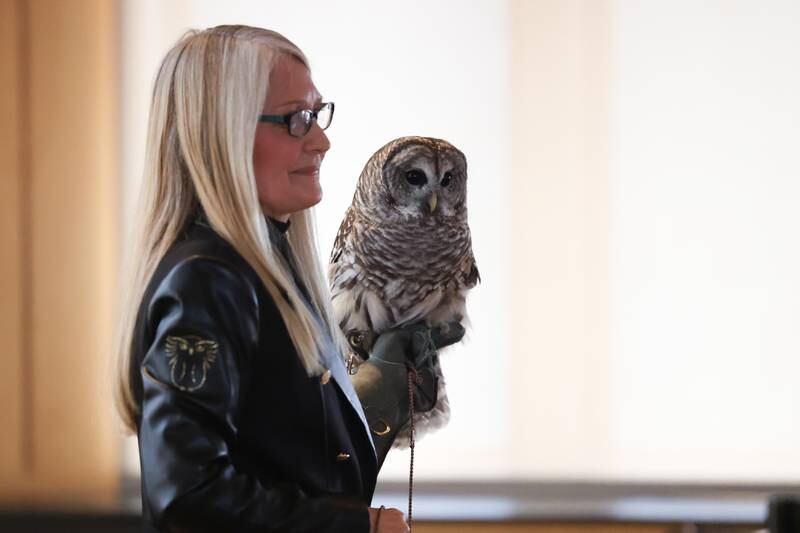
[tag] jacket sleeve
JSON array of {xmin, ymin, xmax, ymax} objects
[{"xmin": 138, "ymin": 257, "xmax": 370, "ymax": 533}]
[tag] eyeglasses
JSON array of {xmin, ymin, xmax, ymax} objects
[{"xmin": 258, "ymin": 102, "xmax": 335, "ymax": 138}]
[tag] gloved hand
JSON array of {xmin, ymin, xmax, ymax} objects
[{"xmin": 349, "ymin": 321, "xmax": 465, "ymax": 468}]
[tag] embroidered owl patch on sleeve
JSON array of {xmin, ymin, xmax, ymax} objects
[{"xmin": 165, "ymin": 335, "xmax": 219, "ymax": 392}]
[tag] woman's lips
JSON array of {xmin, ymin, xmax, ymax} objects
[{"xmin": 291, "ymin": 166, "xmax": 320, "ymax": 176}]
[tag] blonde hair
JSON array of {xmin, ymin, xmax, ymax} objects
[{"xmin": 114, "ymin": 25, "xmax": 344, "ymax": 434}]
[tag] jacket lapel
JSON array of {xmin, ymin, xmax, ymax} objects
[
  {"xmin": 320, "ymin": 339, "xmax": 377, "ymax": 459},
  {"xmin": 268, "ymin": 228, "xmax": 378, "ymax": 463}
]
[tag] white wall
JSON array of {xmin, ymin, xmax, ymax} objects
[
  {"xmin": 607, "ymin": 0, "xmax": 800, "ymax": 481},
  {"xmin": 507, "ymin": 0, "xmax": 616, "ymax": 479}
]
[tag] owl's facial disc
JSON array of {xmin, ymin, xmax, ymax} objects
[{"xmin": 382, "ymin": 141, "xmax": 467, "ymax": 220}]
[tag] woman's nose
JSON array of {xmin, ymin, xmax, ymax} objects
[{"xmin": 305, "ymin": 122, "xmax": 331, "ymax": 154}]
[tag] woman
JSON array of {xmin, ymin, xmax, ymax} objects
[{"xmin": 113, "ymin": 25, "xmax": 461, "ymax": 532}]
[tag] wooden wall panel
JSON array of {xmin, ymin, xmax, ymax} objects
[
  {"xmin": 28, "ymin": 0, "xmax": 119, "ymax": 492},
  {"xmin": 0, "ymin": 0, "xmax": 25, "ymax": 481},
  {"xmin": 0, "ymin": 0, "xmax": 120, "ymax": 507}
]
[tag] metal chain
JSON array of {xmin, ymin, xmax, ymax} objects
[{"xmin": 407, "ymin": 368, "xmax": 421, "ymax": 532}]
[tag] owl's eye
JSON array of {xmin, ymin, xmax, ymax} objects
[
  {"xmin": 441, "ymin": 171, "xmax": 453, "ymax": 187},
  {"xmin": 405, "ymin": 169, "xmax": 427, "ymax": 187}
]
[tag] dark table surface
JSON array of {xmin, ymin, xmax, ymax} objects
[{"xmin": 4, "ymin": 478, "xmax": 798, "ymax": 531}]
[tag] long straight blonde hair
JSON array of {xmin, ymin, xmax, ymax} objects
[{"xmin": 114, "ymin": 25, "xmax": 344, "ymax": 434}]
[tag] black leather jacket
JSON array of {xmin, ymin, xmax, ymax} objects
[{"xmin": 130, "ymin": 215, "xmax": 377, "ymax": 532}]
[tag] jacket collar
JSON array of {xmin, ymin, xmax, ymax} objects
[
  {"xmin": 192, "ymin": 208, "xmax": 290, "ymax": 235},
  {"xmin": 267, "ymin": 216, "xmax": 291, "ymax": 234}
]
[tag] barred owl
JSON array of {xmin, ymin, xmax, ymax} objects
[{"xmin": 329, "ymin": 136, "xmax": 480, "ymax": 445}]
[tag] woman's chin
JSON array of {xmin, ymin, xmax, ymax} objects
[
  {"xmin": 298, "ymin": 189, "xmax": 323, "ymax": 210},
  {"xmin": 289, "ymin": 175, "xmax": 322, "ymax": 204},
  {"xmin": 307, "ymin": 182, "xmax": 323, "ymax": 205}
]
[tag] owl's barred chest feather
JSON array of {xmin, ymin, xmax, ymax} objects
[
  {"xmin": 329, "ymin": 208, "xmax": 478, "ymax": 336},
  {"xmin": 346, "ymin": 215, "xmax": 474, "ymax": 297}
]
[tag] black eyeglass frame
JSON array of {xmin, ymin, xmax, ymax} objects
[{"xmin": 258, "ymin": 102, "xmax": 335, "ymax": 138}]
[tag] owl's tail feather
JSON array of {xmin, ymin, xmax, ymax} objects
[{"xmin": 392, "ymin": 378, "xmax": 450, "ymax": 449}]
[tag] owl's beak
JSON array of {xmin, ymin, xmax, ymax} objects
[{"xmin": 428, "ymin": 192, "xmax": 438, "ymax": 213}]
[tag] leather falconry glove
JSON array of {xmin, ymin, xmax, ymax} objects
[{"xmin": 349, "ymin": 321, "xmax": 465, "ymax": 469}]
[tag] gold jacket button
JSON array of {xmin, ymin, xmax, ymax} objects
[
  {"xmin": 336, "ymin": 452, "xmax": 351, "ymax": 462},
  {"xmin": 320, "ymin": 369, "xmax": 331, "ymax": 385}
]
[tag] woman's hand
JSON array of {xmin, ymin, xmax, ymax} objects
[
  {"xmin": 368, "ymin": 506, "xmax": 408, "ymax": 533},
  {"xmin": 350, "ymin": 321, "xmax": 465, "ymax": 468}
]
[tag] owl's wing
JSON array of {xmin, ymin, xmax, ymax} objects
[
  {"xmin": 329, "ymin": 208, "xmax": 356, "ymax": 265},
  {"xmin": 453, "ymin": 227, "xmax": 481, "ymax": 289},
  {"xmin": 464, "ymin": 253, "xmax": 481, "ymax": 288},
  {"xmin": 328, "ymin": 207, "xmax": 367, "ymax": 302},
  {"xmin": 328, "ymin": 211, "xmax": 395, "ymax": 351}
]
